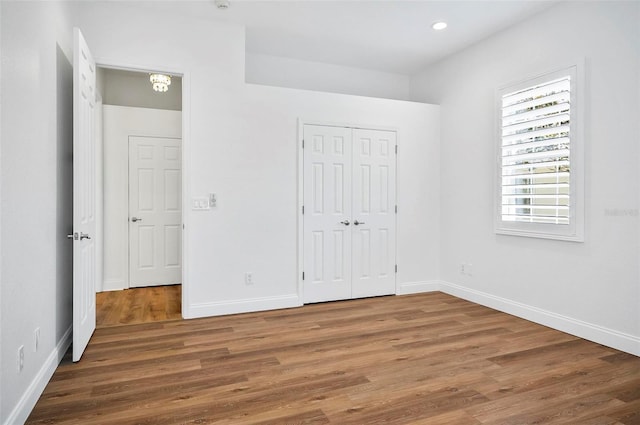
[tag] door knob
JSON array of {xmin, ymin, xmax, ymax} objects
[
  {"xmin": 67, "ymin": 233, "xmax": 78, "ymax": 240},
  {"xmin": 80, "ymin": 232, "xmax": 91, "ymax": 240},
  {"xmin": 354, "ymin": 220, "xmax": 365, "ymax": 226},
  {"xmin": 340, "ymin": 220, "xmax": 350, "ymax": 226},
  {"xmin": 131, "ymin": 217, "xmax": 142, "ymax": 222}
]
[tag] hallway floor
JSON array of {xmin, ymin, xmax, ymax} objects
[{"xmin": 96, "ymin": 285, "xmax": 182, "ymax": 327}]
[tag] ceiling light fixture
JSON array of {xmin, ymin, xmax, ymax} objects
[
  {"xmin": 432, "ymin": 22, "xmax": 448, "ymax": 31},
  {"xmin": 149, "ymin": 73, "xmax": 171, "ymax": 92}
]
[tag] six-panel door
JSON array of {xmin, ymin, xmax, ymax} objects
[
  {"xmin": 72, "ymin": 28, "xmax": 97, "ymax": 362},
  {"xmin": 351, "ymin": 128, "xmax": 397, "ymax": 298},
  {"xmin": 303, "ymin": 125, "xmax": 353, "ymax": 303},
  {"xmin": 129, "ymin": 136, "xmax": 182, "ymax": 287},
  {"xmin": 303, "ymin": 124, "xmax": 396, "ymax": 303}
]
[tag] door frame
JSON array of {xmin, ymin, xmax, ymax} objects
[
  {"xmin": 297, "ymin": 119, "xmax": 400, "ymax": 302},
  {"xmin": 96, "ymin": 58, "xmax": 190, "ymax": 317}
]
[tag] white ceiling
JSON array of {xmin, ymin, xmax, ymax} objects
[{"xmin": 151, "ymin": 1, "xmax": 558, "ymax": 75}]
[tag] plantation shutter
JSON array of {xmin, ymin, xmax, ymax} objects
[{"xmin": 500, "ymin": 75, "xmax": 571, "ymax": 225}]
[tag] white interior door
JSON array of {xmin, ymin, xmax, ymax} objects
[
  {"xmin": 303, "ymin": 125, "xmax": 353, "ymax": 303},
  {"xmin": 351, "ymin": 128, "xmax": 397, "ymax": 298},
  {"xmin": 303, "ymin": 124, "xmax": 396, "ymax": 303},
  {"xmin": 129, "ymin": 136, "xmax": 182, "ymax": 287},
  {"xmin": 72, "ymin": 28, "xmax": 97, "ymax": 362}
]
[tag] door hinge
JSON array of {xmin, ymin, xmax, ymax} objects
[
  {"xmin": 395, "ymin": 145, "xmax": 398, "ymax": 155},
  {"xmin": 302, "ymin": 271, "xmax": 305, "ymax": 280},
  {"xmin": 395, "ymin": 205, "xmax": 398, "ymax": 214},
  {"xmin": 302, "ymin": 139, "xmax": 305, "ymax": 149},
  {"xmin": 395, "ymin": 264, "xmax": 398, "ymax": 273},
  {"xmin": 302, "ymin": 205, "xmax": 305, "ymax": 214}
]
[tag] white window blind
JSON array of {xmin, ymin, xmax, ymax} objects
[
  {"xmin": 496, "ymin": 65, "xmax": 583, "ymax": 241},
  {"xmin": 501, "ymin": 76, "xmax": 571, "ymax": 224}
]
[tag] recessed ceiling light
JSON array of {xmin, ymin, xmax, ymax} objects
[{"xmin": 432, "ymin": 22, "xmax": 448, "ymax": 31}]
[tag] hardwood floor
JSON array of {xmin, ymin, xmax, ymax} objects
[
  {"xmin": 96, "ymin": 285, "xmax": 182, "ymax": 327},
  {"xmin": 28, "ymin": 292, "xmax": 640, "ymax": 424}
]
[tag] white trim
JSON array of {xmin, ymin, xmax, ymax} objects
[
  {"xmin": 3, "ymin": 326, "xmax": 72, "ymax": 425},
  {"xmin": 301, "ymin": 119, "xmax": 399, "ymax": 133},
  {"xmin": 296, "ymin": 119, "xmax": 304, "ymax": 303},
  {"xmin": 93, "ymin": 58, "xmax": 185, "ymax": 81},
  {"xmin": 494, "ymin": 61, "xmax": 585, "ymax": 242},
  {"xmin": 102, "ymin": 278, "xmax": 127, "ymax": 291},
  {"xmin": 187, "ymin": 294, "xmax": 302, "ymax": 318},
  {"xmin": 390, "ymin": 280, "xmax": 639, "ymax": 356},
  {"xmin": 180, "ymin": 71, "xmax": 191, "ymax": 320},
  {"xmin": 95, "ymin": 97, "xmax": 104, "ymax": 293},
  {"xmin": 439, "ymin": 281, "xmax": 640, "ymax": 356},
  {"xmin": 396, "ymin": 280, "xmax": 441, "ymax": 295}
]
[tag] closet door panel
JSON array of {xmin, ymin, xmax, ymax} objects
[
  {"xmin": 303, "ymin": 125, "xmax": 353, "ymax": 303},
  {"xmin": 351, "ymin": 129, "xmax": 397, "ymax": 298}
]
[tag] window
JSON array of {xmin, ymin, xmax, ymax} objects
[{"xmin": 496, "ymin": 65, "xmax": 583, "ymax": 241}]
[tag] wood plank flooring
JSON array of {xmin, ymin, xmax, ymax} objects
[
  {"xmin": 96, "ymin": 285, "xmax": 182, "ymax": 327},
  {"xmin": 28, "ymin": 292, "xmax": 640, "ymax": 424}
]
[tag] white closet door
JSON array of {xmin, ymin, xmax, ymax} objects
[
  {"xmin": 303, "ymin": 125, "xmax": 353, "ymax": 303},
  {"xmin": 129, "ymin": 136, "xmax": 182, "ymax": 287},
  {"xmin": 351, "ymin": 128, "xmax": 397, "ymax": 298},
  {"xmin": 303, "ymin": 124, "xmax": 397, "ymax": 303}
]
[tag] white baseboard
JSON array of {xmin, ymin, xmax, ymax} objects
[
  {"xmin": 101, "ymin": 278, "xmax": 127, "ymax": 292},
  {"xmin": 4, "ymin": 326, "xmax": 72, "ymax": 425},
  {"xmin": 439, "ymin": 281, "xmax": 640, "ymax": 357},
  {"xmin": 185, "ymin": 294, "xmax": 302, "ymax": 319},
  {"xmin": 396, "ymin": 280, "xmax": 441, "ymax": 295}
]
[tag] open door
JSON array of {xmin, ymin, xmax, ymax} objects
[{"xmin": 71, "ymin": 28, "xmax": 97, "ymax": 361}]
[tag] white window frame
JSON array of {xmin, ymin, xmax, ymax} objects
[{"xmin": 495, "ymin": 64, "xmax": 584, "ymax": 242}]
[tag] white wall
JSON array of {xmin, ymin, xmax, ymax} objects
[
  {"xmin": 71, "ymin": 1, "xmax": 440, "ymax": 319},
  {"xmin": 0, "ymin": 2, "xmax": 75, "ymax": 424},
  {"xmin": 246, "ymin": 52, "xmax": 411, "ymax": 101},
  {"xmin": 186, "ymin": 84, "xmax": 440, "ymax": 316},
  {"xmin": 411, "ymin": 1, "xmax": 640, "ymax": 354},
  {"xmin": 102, "ymin": 106, "xmax": 182, "ymax": 291}
]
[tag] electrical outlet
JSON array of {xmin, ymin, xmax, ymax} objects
[
  {"xmin": 460, "ymin": 263, "xmax": 465, "ymax": 274},
  {"xmin": 34, "ymin": 328, "xmax": 40, "ymax": 352},
  {"xmin": 245, "ymin": 272, "xmax": 253, "ymax": 285},
  {"xmin": 18, "ymin": 345, "xmax": 24, "ymax": 372},
  {"xmin": 209, "ymin": 193, "xmax": 217, "ymax": 208}
]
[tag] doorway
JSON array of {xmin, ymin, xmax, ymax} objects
[
  {"xmin": 97, "ymin": 66, "xmax": 183, "ymax": 321},
  {"xmin": 302, "ymin": 123, "xmax": 397, "ymax": 303}
]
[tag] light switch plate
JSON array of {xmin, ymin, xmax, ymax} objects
[{"xmin": 192, "ymin": 197, "xmax": 210, "ymax": 210}]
